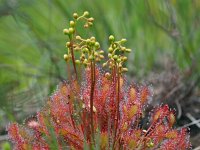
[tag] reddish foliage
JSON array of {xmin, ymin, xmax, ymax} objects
[{"xmin": 8, "ymin": 67, "xmax": 191, "ymax": 149}]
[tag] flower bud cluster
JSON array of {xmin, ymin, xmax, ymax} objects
[
  {"xmin": 63, "ymin": 11, "xmax": 98, "ymax": 65},
  {"xmin": 103, "ymin": 35, "xmax": 131, "ymax": 74},
  {"xmin": 72, "ymin": 36, "xmax": 104, "ymax": 67}
]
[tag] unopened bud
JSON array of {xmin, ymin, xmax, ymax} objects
[
  {"xmin": 75, "ymin": 60, "xmax": 80, "ymax": 64},
  {"xmin": 89, "ymin": 55, "xmax": 94, "ymax": 60},
  {"xmin": 95, "ymin": 42, "xmax": 100, "ymax": 49},
  {"xmin": 76, "ymin": 36, "xmax": 81, "ymax": 40},
  {"xmin": 90, "ymin": 36, "xmax": 95, "ymax": 41},
  {"xmin": 64, "ymin": 54, "xmax": 69, "ymax": 61},
  {"xmin": 99, "ymin": 55, "xmax": 104, "ymax": 59},
  {"xmin": 122, "ymin": 56, "xmax": 128, "ymax": 61},
  {"xmin": 88, "ymin": 22, "xmax": 93, "ymax": 26},
  {"xmin": 73, "ymin": 13, "xmax": 78, "ymax": 19},
  {"xmin": 63, "ymin": 29, "xmax": 69, "ymax": 35},
  {"xmin": 103, "ymin": 63, "xmax": 107, "ymax": 67},
  {"xmin": 83, "ymin": 48, "xmax": 89, "ymax": 53},
  {"xmin": 69, "ymin": 28, "xmax": 74, "ymax": 34},
  {"xmin": 121, "ymin": 38, "xmax": 127, "ymax": 43},
  {"xmin": 122, "ymin": 68, "xmax": 128, "ymax": 72},
  {"xmin": 66, "ymin": 42, "xmax": 70, "ymax": 47},
  {"xmin": 108, "ymin": 47, "xmax": 113, "ymax": 53},
  {"xmin": 88, "ymin": 17, "xmax": 94, "ymax": 22},
  {"xmin": 126, "ymin": 49, "xmax": 132, "ymax": 53},
  {"xmin": 84, "ymin": 24, "xmax": 89, "ymax": 28},
  {"xmin": 70, "ymin": 21, "xmax": 75, "ymax": 27},
  {"xmin": 113, "ymin": 55, "xmax": 118, "ymax": 60},
  {"xmin": 109, "ymin": 35, "xmax": 115, "ymax": 41},
  {"xmin": 99, "ymin": 50, "xmax": 104, "ymax": 54},
  {"xmin": 117, "ymin": 58, "xmax": 121, "ymax": 63},
  {"xmin": 83, "ymin": 11, "xmax": 89, "ymax": 16},
  {"xmin": 121, "ymin": 47, "xmax": 126, "ymax": 51}
]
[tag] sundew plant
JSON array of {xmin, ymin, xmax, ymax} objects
[{"xmin": 8, "ymin": 11, "xmax": 191, "ymax": 150}]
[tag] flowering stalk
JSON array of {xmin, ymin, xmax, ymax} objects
[{"xmin": 90, "ymin": 60, "xmax": 95, "ymax": 142}]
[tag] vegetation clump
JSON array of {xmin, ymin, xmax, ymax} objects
[{"xmin": 8, "ymin": 11, "xmax": 191, "ymax": 150}]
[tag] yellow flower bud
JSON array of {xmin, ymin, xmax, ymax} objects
[
  {"xmin": 108, "ymin": 47, "xmax": 113, "ymax": 53},
  {"xmin": 109, "ymin": 35, "xmax": 115, "ymax": 41},
  {"xmin": 66, "ymin": 42, "xmax": 70, "ymax": 47},
  {"xmin": 63, "ymin": 29, "xmax": 69, "ymax": 35},
  {"xmin": 121, "ymin": 38, "xmax": 127, "ymax": 43},
  {"xmin": 122, "ymin": 68, "xmax": 128, "ymax": 72},
  {"xmin": 88, "ymin": 17, "xmax": 94, "ymax": 22},
  {"xmin": 103, "ymin": 63, "xmax": 107, "ymax": 67},
  {"xmin": 83, "ymin": 11, "xmax": 89, "ymax": 16},
  {"xmin": 75, "ymin": 60, "xmax": 80, "ymax": 64},
  {"xmin": 76, "ymin": 36, "xmax": 81, "ymax": 40},
  {"xmin": 88, "ymin": 22, "xmax": 93, "ymax": 26},
  {"xmin": 84, "ymin": 24, "xmax": 89, "ymax": 28},
  {"xmin": 121, "ymin": 47, "xmax": 126, "ymax": 51},
  {"xmin": 69, "ymin": 28, "xmax": 74, "ymax": 34},
  {"xmin": 99, "ymin": 55, "xmax": 104, "ymax": 59},
  {"xmin": 126, "ymin": 49, "xmax": 132, "ymax": 53},
  {"xmin": 64, "ymin": 54, "xmax": 69, "ymax": 61},
  {"xmin": 113, "ymin": 55, "xmax": 118, "ymax": 60},
  {"xmin": 83, "ymin": 59, "xmax": 88, "ymax": 64},
  {"xmin": 89, "ymin": 55, "xmax": 94, "ymax": 60},
  {"xmin": 73, "ymin": 13, "xmax": 78, "ymax": 19},
  {"xmin": 99, "ymin": 50, "xmax": 104, "ymax": 54},
  {"xmin": 122, "ymin": 56, "xmax": 128, "ymax": 61},
  {"xmin": 90, "ymin": 36, "xmax": 95, "ymax": 41},
  {"xmin": 83, "ymin": 48, "xmax": 89, "ymax": 53},
  {"xmin": 70, "ymin": 21, "xmax": 75, "ymax": 27},
  {"xmin": 95, "ymin": 42, "xmax": 100, "ymax": 49}
]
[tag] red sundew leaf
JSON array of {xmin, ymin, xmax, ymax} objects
[
  {"xmin": 37, "ymin": 112, "xmax": 50, "ymax": 136},
  {"xmin": 128, "ymin": 105, "xmax": 138, "ymax": 120},
  {"xmin": 165, "ymin": 130, "xmax": 178, "ymax": 139},
  {"xmin": 140, "ymin": 86, "xmax": 149, "ymax": 104},
  {"xmin": 148, "ymin": 124, "xmax": 166, "ymax": 144},
  {"xmin": 121, "ymin": 121, "xmax": 128, "ymax": 132},
  {"xmin": 127, "ymin": 139, "xmax": 137, "ymax": 149},
  {"xmin": 61, "ymin": 128, "xmax": 84, "ymax": 149},
  {"xmin": 58, "ymin": 82, "xmax": 71, "ymax": 101},
  {"xmin": 168, "ymin": 111, "xmax": 176, "ymax": 128},
  {"xmin": 161, "ymin": 129, "xmax": 191, "ymax": 150},
  {"xmin": 129, "ymin": 87, "xmax": 137, "ymax": 103},
  {"xmin": 123, "ymin": 135, "xmax": 138, "ymax": 149},
  {"xmin": 8, "ymin": 123, "xmax": 22, "ymax": 143},
  {"xmin": 152, "ymin": 105, "xmax": 169, "ymax": 123}
]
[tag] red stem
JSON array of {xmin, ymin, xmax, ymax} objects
[
  {"xmin": 112, "ymin": 65, "xmax": 121, "ymax": 149},
  {"xmin": 70, "ymin": 41, "xmax": 77, "ymax": 79},
  {"xmin": 90, "ymin": 61, "xmax": 95, "ymax": 144}
]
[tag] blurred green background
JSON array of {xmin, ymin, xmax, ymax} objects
[{"xmin": 0, "ymin": 0, "xmax": 200, "ymax": 148}]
